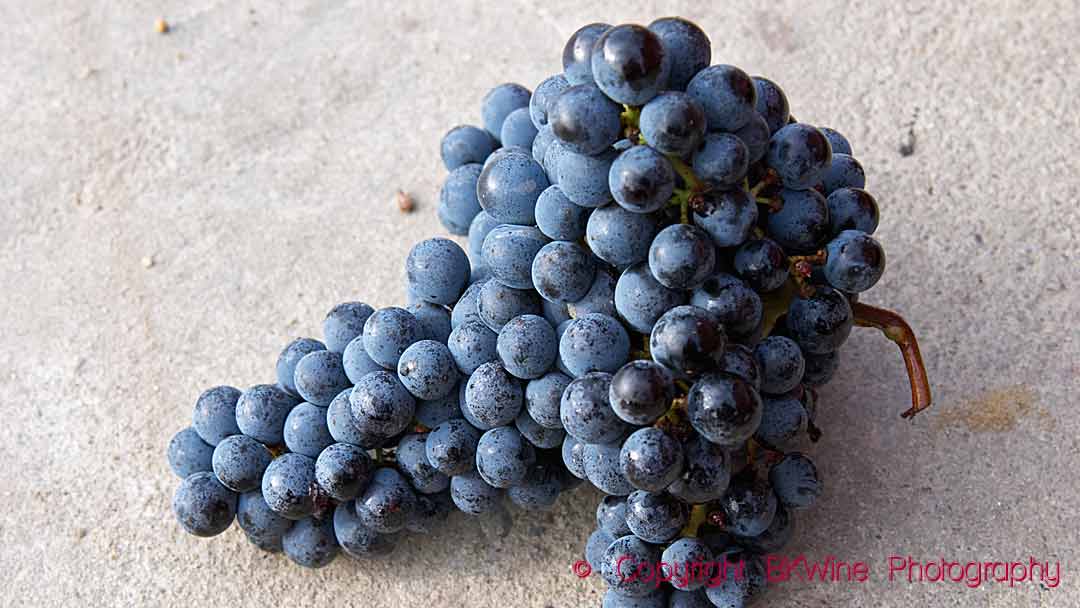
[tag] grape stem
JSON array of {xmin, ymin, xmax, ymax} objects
[
  {"xmin": 852, "ymin": 302, "xmax": 933, "ymax": 418},
  {"xmin": 679, "ymin": 504, "xmax": 710, "ymax": 538}
]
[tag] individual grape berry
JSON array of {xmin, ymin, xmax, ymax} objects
[
  {"xmin": 168, "ymin": 427, "xmax": 214, "ymax": 478},
  {"xmin": 619, "ymin": 427, "xmax": 684, "ymax": 491},
  {"xmin": 648, "ymin": 17, "xmax": 711, "ymax": 90},
  {"xmin": 447, "ymin": 319, "xmax": 498, "ymax": 375},
  {"xmin": 822, "ymin": 153, "xmax": 865, "ymax": 194},
  {"xmin": 734, "ymin": 502, "xmax": 794, "ymax": 554},
  {"xmin": 766, "ymin": 188, "xmax": 831, "ymax": 253},
  {"xmin": 601, "ymin": 535, "xmax": 662, "ymax": 597},
  {"xmin": 396, "ymin": 433, "xmax": 450, "ymax": 494},
  {"xmin": 237, "ymin": 490, "xmax": 292, "ymax": 552},
  {"xmin": 753, "ymin": 336, "xmax": 806, "ymax": 395},
  {"xmin": 718, "ymin": 344, "xmax": 762, "ymax": 392},
  {"xmin": 212, "ymin": 434, "xmax": 272, "ymax": 492},
  {"xmin": 235, "ymin": 384, "xmax": 297, "ymax": 446},
  {"xmin": 549, "ymin": 83, "xmax": 623, "ymax": 155},
  {"xmin": 560, "ymin": 372, "xmax": 629, "ymax": 443},
  {"xmin": 534, "ymin": 185, "xmax": 590, "ymax": 241},
  {"xmin": 282, "ymin": 516, "xmax": 338, "ymax": 568},
  {"xmin": 733, "ymin": 112, "xmax": 771, "ymax": 163},
  {"xmin": 613, "ymin": 262, "xmax": 687, "ymax": 334},
  {"xmin": 340, "ymin": 337, "xmax": 378, "ymax": 384},
  {"xmin": 703, "ymin": 553, "xmax": 758, "ymax": 607},
  {"xmin": 569, "ymin": 269, "xmax": 618, "ymax": 318},
  {"xmin": 533, "ymin": 124, "xmax": 557, "ymax": 166},
  {"xmin": 668, "ymin": 435, "xmax": 731, "ymax": 503},
  {"xmin": 752, "ymin": 76, "xmax": 790, "ymax": 134},
  {"xmin": 515, "ymin": 409, "xmax": 565, "ymax": 449},
  {"xmin": 531, "ymin": 241, "xmax": 596, "ymax": 304},
  {"xmin": 733, "ymin": 238, "xmax": 789, "ymax": 292},
  {"xmin": 468, "ymin": 210, "xmax": 500, "ymax": 263},
  {"xmin": 322, "ymin": 302, "xmax": 374, "ymax": 354},
  {"xmin": 803, "ymin": 350, "xmax": 839, "ymax": 386},
  {"xmin": 276, "ymin": 338, "xmax": 326, "ymax": 397},
  {"xmin": 625, "ymin": 490, "xmax": 688, "ymax": 543},
  {"xmin": 603, "ymin": 588, "xmax": 668, "ymax": 608},
  {"xmin": 584, "ymin": 442, "xmax": 635, "ymax": 496},
  {"xmin": 543, "ymin": 298, "xmax": 572, "ymax": 327},
  {"xmin": 686, "ymin": 64, "xmax": 757, "ymax": 131},
  {"xmin": 542, "ymin": 139, "xmax": 571, "ymax": 184},
  {"xmin": 692, "ymin": 133, "xmax": 749, "ymax": 188},
  {"xmin": 650, "ymin": 306, "xmax": 726, "ymax": 378},
  {"xmin": 691, "ymin": 273, "xmax": 763, "ymax": 338},
  {"xmin": 562, "ymin": 435, "xmax": 588, "ymax": 480},
  {"xmin": 557, "ymin": 147, "xmax": 618, "ymax": 207},
  {"xmin": 172, "ymin": 471, "xmax": 237, "ymax": 537},
  {"xmin": 438, "ymin": 163, "xmax": 483, "ymax": 235},
  {"xmin": 662, "ymin": 537, "xmax": 714, "ymax": 591},
  {"xmin": 293, "ymin": 350, "xmax": 350, "ymax": 407},
  {"xmin": 425, "ymin": 418, "xmax": 482, "ymax": 476},
  {"xmin": 609, "ymin": 360, "xmax": 674, "ymax": 425},
  {"xmin": 588, "ymin": 205, "xmax": 663, "ymax": 269},
  {"xmin": 756, "ymin": 391, "xmax": 809, "ymax": 447},
  {"xmin": 450, "ymin": 281, "xmax": 484, "ymax": 329},
  {"xmin": 767, "ymin": 123, "xmax": 833, "ymax": 190},
  {"xmin": 590, "ymin": 24, "xmax": 670, "ymax": 105},
  {"xmin": 334, "ymin": 501, "xmax": 397, "ymax": 559},
  {"xmin": 408, "ymin": 301, "xmax": 452, "ymax": 343},
  {"xmin": 525, "ymin": 371, "xmax": 572, "ymax": 429},
  {"xmin": 686, "ymin": 373, "xmax": 763, "ymax": 447},
  {"xmin": 824, "ymin": 230, "xmax": 886, "ymax": 293},
  {"xmin": 597, "ymin": 495, "xmax": 631, "ymax": 536},
  {"xmin": 638, "ymin": 91, "xmax": 707, "ymax": 157},
  {"xmin": 819, "ymin": 126, "xmax": 852, "ymax": 155},
  {"xmin": 325, "ymin": 388, "xmax": 367, "ymax": 447},
  {"xmin": 450, "ymin": 470, "xmax": 503, "ymax": 514},
  {"xmin": 770, "ymin": 452, "xmax": 822, "ymax": 509},
  {"xmin": 609, "ymin": 144, "xmax": 675, "ymax": 214},
  {"xmin": 649, "ymin": 224, "xmax": 716, "ymax": 290},
  {"xmin": 397, "ymin": 340, "xmax": 458, "ymax": 401},
  {"xmin": 362, "ymin": 307, "xmax": 421, "ymax": 369},
  {"xmin": 314, "ymin": 442, "xmax": 372, "ymax": 502},
  {"xmin": 530, "ymin": 74, "xmax": 571, "ymax": 129},
  {"xmin": 356, "ymin": 467, "xmax": 417, "ymax": 534},
  {"xmin": 349, "ymin": 370, "xmax": 416, "ymax": 439},
  {"xmin": 787, "ymin": 286, "xmax": 854, "ymax": 354},
  {"xmin": 690, "ymin": 187, "xmax": 758, "ymax": 249},
  {"xmin": 441, "ymin": 125, "xmax": 497, "ymax": 170},
  {"xmin": 191, "ymin": 385, "xmax": 241, "ymax": 446},
  {"xmin": 562, "ymin": 23, "xmax": 611, "ymax": 85},
  {"xmin": 476, "ymin": 149, "xmax": 549, "ymax": 225},
  {"xmin": 476, "ymin": 279, "xmax": 542, "ymax": 332},
  {"xmin": 414, "ymin": 391, "xmax": 462, "ymax": 429},
  {"xmin": 463, "ymin": 361, "xmax": 524, "ymax": 429},
  {"xmin": 481, "ymin": 225, "xmax": 547, "ymax": 290},
  {"xmin": 500, "ymin": 107, "xmax": 539, "ymax": 149},
  {"xmin": 481, "ymin": 82, "xmax": 531, "ymax": 139},
  {"xmin": 586, "ymin": 527, "xmax": 616, "ymax": 571},
  {"xmin": 720, "ymin": 478, "xmax": 777, "ymax": 537},
  {"xmin": 476, "ymin": 426, "xmax": 536, "ymax": 488},
  {"xmin": 497, "ymin": 314, "xmax": 558, "ymax": 380},
  {"xmin": 407, "ymin": 491, "xmax": 454, "ymax": 533},
  {"xmin": 559, "ymin": 313, "xmax": 631, "ymax": 377},
  {"xmin": 826, "ymin": 187, "xmax": 879, "ymax": 235},
  {"xmin": 508, "ymin": 463, "xmax": 562, "ymax": 509},
  {"xmin": 669, "ymin": 590, "xmax": 712, "ymax": 608},
  {"xmin": 261, "ymin": 452, "xmax": 318, "ymax": 520},
  {"xmin": 407, "ymin": 238, "xmax": 471, "ymax": 306}
]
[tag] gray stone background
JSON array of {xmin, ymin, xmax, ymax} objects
[{"xmin": 2, "ymin": 1, "xmax": 1076, "ymax": 606}]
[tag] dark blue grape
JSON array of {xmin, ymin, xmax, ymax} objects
[
  {"xmin": 603, "ymin": 589, "xmax": 669, "ymax": 608},
  {"xmin": 407, "ymin": 238, "xmax": 471, "ymax": 306},
  {"xmin": 557, "ymin": 147, "xmax": 618, "ymax": 207},
  {"xmin": 407, "ymin": 491, "xmax": 454, "ymax": 534},
  {"xmin": 824, "ymin": 230, "xmax": 885, "ymax": 293},
  {"xmin": 693, "ymin": 133, "xmax": 748, "ymax": 188},
  {"xmin": 314, "ymin": 442, "xmax": 372, "ymax": 502},
  {"xmin": 450, "ymin": 470, "xmax": 502, "ymax": 514},
  {"xmin": 362, "ymin": 307, "xmax": 421, "ymax": 369},
  {"xmin": 425, "ymin": 418, "xmax": 481, "ymax": 476},
  {"xmin": 549, "ymin": 83, "xmax": 622, "ymax": 155},
  {"xmin": 752, "ymin": 76, "xmax": 790, "ymax": 134},
  {"xmin": 691, "ymin": 187, "xmax": 757, "ymax": 248},
  {"xmin": 535, "ymin": 185, "xmax": 589, "ymax": 241},
  {"xmin": 531, "ymin": 241, "xmax": 595, "ymax": 304},
  {"xmin": 476, "ymin": 149, "xmax": 549, "ymax": 225},
  {"xmin": 803, "ymin": 350, "xmax": 838, "ymax": 386},
  {"xmin": 481, "ymin": 83, "xmax": 531, "ymax": 139},
  {"xmin": 562, "ymin": 434, "xmax": 588, "ymax": 479},
  {"xmin": 787, "ymin": 286, "xmax": 853, "ymax": 354},
  {"xmin": 192, "ymin": 386, "xmax": 241, "ymax": 446},
  {"xmin": 496, "ymin": 314, "xmax": 558, "ymax": 380},
  {"xmin": 668, "ymin": 435, "xmax": 731, "ymax": 503},
  {"xmin": 415, "ymin": 390, "xmax": 462, "ymax": 429},
  {"xmin": 819, "ymin": 126, "xmax": 852, "ymax": 155},
  {"xmin": 438, "ymin": 163, "xmax": 483, "ymax": 235},
  {"xmin": 753, "ymin": 336, "xmax": 805, "ymax": 394},
  {"xmin": 591, "ymin": 24, "xmax": 670, "ymax": 105},
  {"xmin": 261, "ymin": 452, "xmax": 317, "ymax": 520},
  {"xmin": 597, "ymin": 495, "xmax": 632, "ymax": 536},
  {"xmin": 543, "ymin": 139, "xmax": 571, "ymax": 185},
  {"xmin": 687, "ymin": 373, "xmax": 762, "ymax": 447},
  {"xmin": 467, "ymin": 210, "xmax": 500, "ymax": 263},
  {"xmin": 609, "ymin": 145, "xmax": 675, "ymax": 214},
  {"xmin": 585, "ymin": 441, "xmax": 635, "ymax": 496},
  {"xmin": 613, "ymin": 262, "xmax": 687, "ymax": 334},
  {"xmin": 396, "ymin": 433, "xmax": 449, "ymax": 494},
  {"xmin": 586, "ymin": 527, "xmax": 616, "ymax": 570},
  {"xmin": 587, "ymin": 205, "xmax": 662, "ymax": 268},
  {"xmin": 563, "ymin": 23, "xmax": 611, "ymax": 84},
  {"xmin": 662, "ymin": 537, "xmax": 714, "ymax": 591},
  {"xmin": 559, "ymin": 313, "xmax": 631, "ymax": 377},
  {"xmin": 767, "ymin": 123, "xmax": 833, "ymax": 190},
  {"xmin": 450, "ymin": 281, "xmax": 484, "ymax": 329},
  {"xmin": 515, "ymin": 409, "xmax": 565, "ymax": 449},
  {"xmin": 326, "ymin": 388, "xmax": 367, "ymax": 446},
  {"xmin": 476, "ymin": 426, "xmax": 536, "ymax": 488},
  {"xmin": 769, "ymin": 452, "xmax": 821, "ymax": 509},
  {"xmin": 610, "ymin": 360, "xmax": 674, "ymax": 425},
  {"xmin": 756, "ymin": 391, "xmax": 808, "ymax": 447},
  {"xmin": 441, "ymin": 125, "xmax": 497, "ymax": 170},
  {"xmin": 172, "ymin": 471, "xmax": 236, "ymax": 537},
  {"xmin": 235, "ymin": 384, "xmax": 297, "ymax": 446},
  {"xmin": 463, "ymin": 361, "xmax": 523, "ymax": 429},
  {"xmin": 703, "ymin": 556, "xmax": 753, "ymax": 608},
  {"xmin": 500, "ymin": 107, "xmax": 538, "ymax": 149},
  {"xmin": 691, "ymin": 273, "xmax": 762, "ymax": 337},
  {"xmin": 650, "ymin": 306, "xmax": 726, "ymax": 378},
  {"xmin": 720, "ymin": 478, "xmax": 777, "ymax": 536},
  {"xmin": 822, "ymin": 153, "xmax": 865, "ymax": 194},
  {"xmin": 476, "ymin": 279, "xmax": 541, "ymax": 332},
  {"xmin": 733, "ymin": 113, "xmax": 770, "ymax": 163},
  {"xmin": 408, "ymin": 301, "xmax": 452, "ymax": 343},
  {"xmin": 168, "ymin": 427, "xmax": 214, "ymax": 478},
  {"xmin": 349, "ymin": 370, "xmax": 416, "ymax": 439},
  {"xmin": 322, "ymin": 302, "xmax": 374, "ymax": 354},
  {"xmin": 826, "ymin": 187, "xmax": 879, "ymax": 235},
  {"xmin": 507, "ymin": 462, "xmax": 562, "ymax": 509},
  {"xmin": 482, "ymin": 224, "xmax": 548, "ymax": 290},
  {"xmin": 342, "ymin": 336, "xmax": 382, "ymax": 384},
  {"xmin": 687, "ymin": 65, "xmax": 757, "ymax": 132},
  {"xmin": 569, "ymin": 269, "xmax": 617, "ymax": 318},
  {"xmin": 334, "ymin": 501, "xmax": 398, "ymax": 558},
  {"xmin": 648, "ymin": 224, "xmax": 716, "ymax": 290},
  {"xmin": 732, "ymin": 238, "xmax": 788, "ymax": 292},
  {"xmin": 396, "ymin": 340, "xmax": 458, "ymax": 401},
  {"xmin": 532, "ymin": 124, "xmax": 557, "ymax": 166},
  {"xmin": 625, "ymin": 489, "xmax": 688, "ymax": 543},
  {"xmin": 718, "ymin": 345, "xmax": 762, "ymax": 392},
  {"xmin": 283, "ymin": 402, "xmax": 334, "ymax": 458},
  {"xmin": 734, "ymin": 502, "xmax": 794, "ymax": 554},
  {"xmin": 530, "ymin": 74, "xmax": 571, "ymax": 129},
  {"xmin": 237, "ymin": 490, "xmax": 292, "ymax": 551},
  {"xmin": 648, "ymin": 17, "xmax": 710, "ymax": 90},
  {"xmin": 766, "ymin": 188, "xmax": 830, "ymax": 253},
  {"xmin": 282, "ymin": 516, "xmax": 338, "ymax": 568},
  {"xmin": 639, "ymin": 91, "xmax": 706, "ymax": 157},
  {"xmin": 525, "ymin": 371, "xmax": 572, "ymax": 429},
  {"xmin": 620, "ymin": 427, "xmax": 684, "ymax": 491},
  {"xmin": 601, "ymin": 534, "xmax": 662, "ymax": 597},
  {"xmin": 276, "ymin": 338, "xmax": 326, "ymax": 397},
  {"xmin": 447, "ymin": 319, "xmax": 498, "ymax": 374},
  {"xmin": 669, "ymin": 590, "xmax": 713, "ymax": 608},
  {"xmin": 356, "ymin": 467, "xmax": 416, "ymax": 533},
  {"xmin": 211, "ymin": 434, "xmax": 272, "ymax": 492},
  {"xmin": 293, "ymin": 350, "xmax": 350, "ymax": 407}
]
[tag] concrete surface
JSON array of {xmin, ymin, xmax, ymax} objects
[{"xmin": 1, "ymin": 1, "xmax": 1077, "ymax": 606}]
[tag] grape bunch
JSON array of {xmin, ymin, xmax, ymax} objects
[{"xmin": 168, "ymin": 16, "xmax": 931, "ymax": 606}]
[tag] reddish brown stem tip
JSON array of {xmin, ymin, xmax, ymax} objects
[{"xmin": 852, "ymin": 302, "xmax": 933, "ymax": 418}]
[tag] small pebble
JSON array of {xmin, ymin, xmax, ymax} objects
[
  {"xmin": 397, "ymin": 190, "xmax": 415, "ymax": 213},
  {"xmin": 155, "ymin": 19, "xmax": 170, "ymax": 34}
]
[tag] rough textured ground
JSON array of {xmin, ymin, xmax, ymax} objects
[{"xmin": 1, "ymin": 1, "xmax": 1077, "ymax": 606}]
